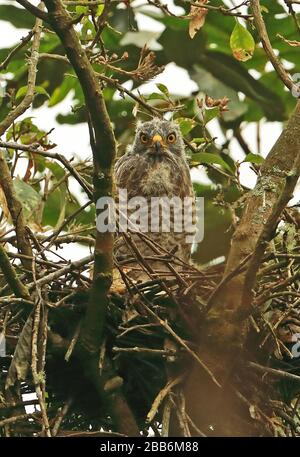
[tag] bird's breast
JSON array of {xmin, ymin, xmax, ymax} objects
[{"xmin": 139, "ymin": 161, "xmax": 177, "ymax": 196}]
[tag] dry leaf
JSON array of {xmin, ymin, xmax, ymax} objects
[
  {"xmin": 5, "ymin": 314, "xmax": 33, "ymax": 390},
  {"xmin": 188, "ymin": 0, "xmax": 208, "ymax": 39}
]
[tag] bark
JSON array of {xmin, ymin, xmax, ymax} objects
[
  {"xmin": 42, "ymin": 0, "xmax": 116, "ymax": 352},
  {"xmin": 181, "ymin": 101, "xmax": 300, "ymax": 436},
  {"xmin": 27, "ymin": 0, "xmax": 139, "ymax": 436}
]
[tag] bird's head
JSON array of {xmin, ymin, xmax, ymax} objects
[{"xmin": 131, "ymin": 118, "xmax": 185, "ymax": 158}]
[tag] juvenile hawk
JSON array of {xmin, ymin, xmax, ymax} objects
[{"xmin": 114, "ymin": 118, "xmax": 195, "ymax": 280}]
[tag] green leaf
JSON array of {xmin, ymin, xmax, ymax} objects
[
  {"xmin": 230, "ymin": 21, "xmax": 255, "ymax": 62},
  {"xmin": 13, "ymin": 178, "xmax": 41, "ymax": 222},
  {"xmin": 191, "ymin": 152, "xmax": 233, "ymax": 172},
  {"xmin": 82, "ymin": 18, "xmax": 95, "ymax": 40},
  {"xmin": 45, "ymin": 161, "xmax": 65, "ymax": 180},
  {"xmin": 204, "ymin": 107, "xmax": 220, "ymax": 124},
  {"xmin": 75, "ymin": 5, "xmax": 88, "ymax": 14},
  {"xmin": 48, "ymin": 76, "xmax": 76, "ymax": 107},
  {"xmin": 243, "ymin": 153, "xmax": 264, "ymax": 165},
  {"xmin": 146, "ymin": 92, "xmax": 167, "ymax": 101},
  {"xmin": 16, "ymin": 85, "xmax": 49, "ymax": 100},
  {"xmin": 0, "ymin": 5, "xmax": 35, "ymax": 29},
  {"xmin": 194, "ymin": 53, "xmax": 286, "ymax": 121},
  {"xmin": 192, "ymin": 138, "xmax": 206, "ymax": 144},
  {"xmin": 260, "ymin": 6, "xmax": 269, "ymax": 13},
  {"xmin": 156, "ymin": 83, "xmax": 169, "ymax": 97},
  {"xmin": 96, "ymin": 4, "xmax": 105, "ymax": 16},
  {"xmin": 35, "ymin": 86, "xmax": 50, "ymax": 98},
  {"xmin": 176, "ymin": 117, "xmax": 196, "ymax": 135}
]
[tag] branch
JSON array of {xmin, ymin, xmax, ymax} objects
[
  {"xmin": 88, "ymin": 0, "xmax": 111, "ymax": 50},
  {"xmin": 16, "ymin": 0, "xmax": 49, "ymax": 21},
  {"xmin": 0, "ymin": 12, "xmax": 43, "ymax": 136},
  {"xmin": 35, "ymin": 0, "xmax": 117, "ymax": 356},
  {"xmin": 215, "ymin": 101, "xmax": 300, "ymax": 318},
  {"xmin": 0, "ymin": 11, "xmax": 44, "ymax": 271},
  {"xmin": 27, "ymin": 254, "xmax": 93, "ymax": 290},
  {"xmin": 0, "ymin": 140, "xmax": 93, "ymax": 199},
  {"xmin": 0, "ymin": 243, "xmax": 31, "ymax": 299},
  {"xmin": 150, "ymin": 0, "xmax": 253, "ymax": 19},
  {"xmin": 239, "ymin": 150, "xmax": 300, "ymax": 320},
  {"xmin": 250, "ymin": 0, "xmax": 294, "ymax": 92},
  {"xmin": 0, "ymin": 30, "xmax": 34, "ymax": 72},
  {"xmin": 248, "ymin": 361, "xmax": 300, "ymax": 383},
  {"xmin": 0, "ymin": 153, "xmax": 33, "ymax": 270}
]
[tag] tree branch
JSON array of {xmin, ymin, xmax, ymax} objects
[
  {"xmin": 0, "ymin": 153, "xmax": 33, "ymax": 271},
  {"xmin": 0, "ymin": 243, "xmax": 30, "ymax": 299},
  {"xmin": 41, "ymin": 0, "xmax": 116, "ymax": 355},
  {"xmin": 0, "ymin": 140, "xmax": 93, "ymax": 200},
  {"xmin": 0, "ymin": 10, "xmax": 44, "ymax": 271},
  {"xmin": 219, "ymin": 101, "xmax": 300, "ymax": 318},
  {"xmin": 0, "ymin": 30, "xmax": 34, "ymax": 72},
  {"xmin": 250, "ymin": 0, "xmax": 294, "ymax": 92},
  {"xmin": 16, "ymin": 0, "xmax": 49, "ymax": 21}
]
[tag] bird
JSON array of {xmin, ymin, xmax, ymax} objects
[{"xmin": 114, "ymin": 118, "xmax": 195, "ymax": 281}]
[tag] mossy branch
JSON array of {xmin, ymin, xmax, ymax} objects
[
  {"xmin": 0, "ymin": 244, "xmax": 30, "ymax": 300},
  {"xmin": 40, "ymin": 0, "xmax": 117, "ymax": 352},
  {"xmin": 0, "ymin": 11, "xmax": 44, "ymax": 271},
  {"xmin": 218, "ymin": 101, "xmax": 300, "ymax": 319}
]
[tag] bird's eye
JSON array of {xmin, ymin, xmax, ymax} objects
[
  {"xmin": 140, "ymin": 133, "xmax": 149, "ymax": 144},
  {"xmin": 167, "ymin": 132, "xmax": 176, "ymax": 143}
]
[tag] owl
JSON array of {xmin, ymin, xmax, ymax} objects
[{"xmin": 114, "ymin": 118, "xmax": 195, "ymax": 281}]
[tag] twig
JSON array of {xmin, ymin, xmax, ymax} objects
[
  {"xmin": 31, "ymin": 298, "xmax": 51, "ymax": 436},
  {"xmin": 27, "ymin": 254, "xmax": 93, "ymax": 290},
  {"xmin": 0, "ymin": 30, "xmax": 34, "ymax": 71},
  {"xmin": 16, "ymin": 0, "xmax": 49, "ymax": 20},
  {"xmin": 0, "ymin": 11, "xmax": 43, "ymax": 136},
  {"xmin": 146, "ymin": 375, "xmax": 184, "ymax": 423},
  {"xmin": 0, "ymin": 140, "xmax": 93, "ymax": 199},
  {"xmin": 141, "ymin": 302, "xmax": 221, "ymax": 388},
  {"xmin": 113, "ymin": 346, "xmax": 177, "ymax": 357},
  {"xmin": 0, "ymin": 243, "xmax": 31, "ymax": 299},
  {"xmin": 248, "ymin": 361, "xmax": 300, "ymax": 383},
  {"xmin": 52, "ymin": 398, "xmax": 73, "ymax": 436},
  {"xmin": 250, "ymin": 0, "xmax": 294, "ymax": 92}
]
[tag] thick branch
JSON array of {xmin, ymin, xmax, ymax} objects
[
  {"xmin": 0, "ymin": 153, "xmax": 33, "ymax": 270},
  {"xmin": 40, "ymin": 0, "xmax": 116, "ymax": 355},
  {"xmin": 219, "ymin": 101, "xmax": 300, "ymax": 316},
  {"xmin": 16, "ymin": 0, "xmax": 49, "ymax": 20},
  {"xmin": 0, "ymin": 11, "xmax": 44, "ymax": 270}
]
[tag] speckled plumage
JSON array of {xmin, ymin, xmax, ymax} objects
[{"xmin": 114, "ymin": 118, "xmax": 195, "ymax": 280}]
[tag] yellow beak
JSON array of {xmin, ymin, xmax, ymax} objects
[{"xmin": 152, "ymin": 134, "xmax": 165, "ymax": 147}]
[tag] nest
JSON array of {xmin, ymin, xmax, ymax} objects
[{"xmin": 1, "ymin": 224, "xmax": 300, "ymax": 437}]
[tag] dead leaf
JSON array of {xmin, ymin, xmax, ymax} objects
[
  {"xmin": 5, "ymin": 314, "xmax": 33, "ymax": 390},
  {"xmin": 188, "ymin": 0, "xmax": 208, "ymax": 39}
]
